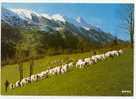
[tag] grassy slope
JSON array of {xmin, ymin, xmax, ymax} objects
[{"xmin": 1, "ymin": 48, "xmax": 133, "ymax": 96}]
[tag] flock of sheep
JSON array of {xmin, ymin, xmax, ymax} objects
[{"xmin": 9, "ymin": 49, "xmax": 123, "ymax": 90}]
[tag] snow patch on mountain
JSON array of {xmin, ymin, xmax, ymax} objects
[
  {"xmin": 52, "ymin": 14, "xmax": 66, "ymax": 22},
  {"xmin": 76, "ymin": 17, "xmax": 82, "ymax": 23},
  {"xmin": 41, "ymin": 14, "xmax": 52, "ymax": 20},
  {"xmin": 10, "ymin": 8, "xmax": 41, "ymax": 20},
  {"xmin": 75, "ymin": 16, "xmax": 103, "ymax": 32},
  {"xmin": 55, "ymin": 27, "xmax": 63, "ymax": 31},
  {"xmin": 82, "ymin": 26, "xmax": 90, "ymax": 31}
]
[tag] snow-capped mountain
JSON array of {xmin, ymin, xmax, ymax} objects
[
  {"xmin": 52, "ymin": 14, "xmax": 66, "ymax": 22},
  {"xmin": 10, "ymin": 8, "xmax": 66, "ymax": 23},
  {"xmin": 10, "ymin": 8, "xmax": 41, "ymax": 21},
  {"xmin": 41, "ymin": 14, "xmax": 52, "ymax": 20},
  {"xmin": 76, "ymin": 16, "xmax": 91, "ymax": 28},
  {"xmin": 1, "ymin": 7, "xmax": 115, "ymax": 44},
  {"xmin": 1, "ymin": 7, "xmax": 100, "ymax": 31},
  {"xmin": 1, "ymin": 7, "xmax": 26, "ymax": 26},
  {"xmin": 75, "ymin": 16, "xmax": 103, "ymax": 32},
  {"xmin": 2, "ymin": 8, "xmax": 66, "ymax": 26}
]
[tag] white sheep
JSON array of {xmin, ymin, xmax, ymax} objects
[
  {"xmin": 99, "ymin": 54, "xmax": 106, "ymax": 60},
  {"xmin": 37, "ymin": 73, "xmax": 45, "ymax": 80},
  {"xmin": 96, "ymin": 54, "xmax": 104, "ymax": 60},
  {"xmin": 9, "ymin": 83, "xmax": 15, "ymax": 89},
  {"xmin": 20, "ymin": 78, "xmax": 28, "ymax": 87},
  {"xmin": 105, "ymin": 51, "xmax": 111, "ymax": 58},
  {"xmin": 60, "ymin": 68, "xmax": 65, "ymax": 74},
  {"xmin": 48, "ymin": 68, "xmax": 56, "ymax": 75},
  {"xmin": 12, "ymin": 49, "xmax": 124, "ymax": 89},
  {"xmin": 48, "ymin": 69, "xmax": 53, "ymax": 75},
  {"xmin": 105, "ymin": 50, "xmax": 119, "ymax": 58},
  {"xmin": 31, "ymin": 74, "xmax": 38, "ymax": 82},
  {"xmin": 84, "ymin": 57, "xmax": 94, "ymax": 65},
  {"xmin": 112, "ymin": 50, "xmax": 119, "ymax": 56},
  {"xmin": 91, "ymin": 55, "xmax": 99, "ymax": 63},
  {"xmin": 61, "ymin": 64, "xmax": 68, "ymax": 73},
  {"xmin": 25, "ymin": 77, "xmax": 31, "ymax": 83},
  {"xmin": 41, "ymin": 70, "xmax": 48, "ymax": 78},
  {"xmin": 118, "ymin": 49, "xmax": 123, "ymax": 55},
  {"xmin": 15, "ymin": 80, "xmax": 21, "ymax": 88},
  {"xmin": 68, "ymin": 62, "xmax": 74, "ymax": 68},
  {"xmin": 84, "ymin": 58, "xmax": 91, "ymax": 64},
  {"xmin": 55, "ymin": 66, "xmax": 61, "ymax": 74},
  {"xmin": 76, "ymin": 59, "xmax": 86, "ymax": 68},
  {"xmin": 60, "ymin": 64, "xmax": 68, "ymax": 74}
]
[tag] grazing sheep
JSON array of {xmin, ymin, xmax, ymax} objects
[
  {"xmin": 76, "ymin": 59, "xmax": 82, "ymax": 68},
  {"xmin": 118, "ymin": 49, "xmax": 123, "ymax": 55},
  {"xmin": 11, "ymin": 49, "xmax": 123, "ymax": 89},
  {"xmin": 38, "ymin": 71, "xmax": 48, "ymax": 80},
  {"xmin": 20, "ymin": 78, "xmax": 28, "ymax": 87},
  {"xmin": 84, "ymin": 58, "xmax": 91, "ymax": 64},
  {"xmin": 105, "ymin": 50, "xmax": 120, "ymax": 58},
  {"xmin": 41, "ymin": 70, "xmax": 48, "ymax": 77},
  {"xmin": 9, "ymin": 83, "xmax": 15, "ymax": 89},
  {"xmin": 76, "ymin": 59, "xmax": 86, "ymax": 68},
  {"xmin": 91, "ymin": 56, "xmax": 98, "ymax": 63},
  {"xmin": 61, "ymin": 64, "xmax": 68, "ymax": 72},
  {"xmin": 37, "ymin": 73, "xmax": 45, "ymax": 80},
  {"xmin": 99, "ymin": 54, "xmax": 106, "ymax": 60},
  {"xmin": 68, "ymin": 62, "xmax": 74, "ymax": 68},
  {"xmin": 31, "ymin": 74, "xmax": 38, "ymax": 82},
  {"xmin": 55, "ymin": 66, "xmax": 61, "ymax": 74},
  {"xmin": 105, "ymin": 51, "xmax": 114, "ymax": 58},
  {"xmin": 60, "ymin": 68, "xmax": 65, "ymax": 74},
  {"xmin": 36, "ymin": 74, "xmax": 42, "ymax": 80},
  {"xmin": 88, "ymin": 59, "xmax": 94, "ymax": 65},
  {"xmin": 15, "ymin": 80, "xmax": 21, "ymax": 88},
  {"xmin": 112, "ymin": 50, "xmax": 119, "ymax": 56},
  {"xmin": 96, "ymin": 55, "xmax": 104, "ymax": 61},
  {"xmin": 52, "ymin": 67, "xmax": 58, "ymax": 75},
  {"xmin": 84, "ymin": 57, "xmax": 94, "ymax": 65},
  {"xmin": 48, "ymin": 68, "xmax": 57, "ymax": 75},
  {"xmin": 104, "ymin": 51, "xmax": 111, "ymax": 58},
  {"xmin": 26, "ymin": 77, "xmax": 31, "ymax": 83},
  {"xmin": 48, "ymin": 69, "xmax": 53, "ymax": 75}
]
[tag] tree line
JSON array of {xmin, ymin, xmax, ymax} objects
[{"xmin": 1, "ymin": 22, "xmax": 98, "ymax": 66}]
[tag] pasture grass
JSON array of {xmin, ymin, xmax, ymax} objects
[{"xmin": 1, "ymin": 48, "xmax": 133, "ymax": 96}]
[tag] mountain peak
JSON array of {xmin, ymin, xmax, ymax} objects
[
  {"xmin": 52, "ymin": 14, "xmax": 66, "ymax": 23},
  {"xmin": 41, "ymin": 13, "xmax": 52, "ymax": 20},
  {"xmin": 10, "ymin": 8, "xmax": 41, "ymax": 20},
  {"xmin": 41, "ymin": 13, "xmax": 66, "ymax": 23},
  {"xmin": 75, "ymin": 16, "xmax": 91, "ymax": 30},
  {"xmin": 76, "ymin": 16, "xmax": 87, "ymax": 24},
  {"xmin": 76, "ymin": 16, "xmax": 81, "ymax": 23}
]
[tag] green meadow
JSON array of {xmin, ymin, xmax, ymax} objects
[{"xmin": 1, "ymin": 48, "xmax": 133, "ymax": 96}]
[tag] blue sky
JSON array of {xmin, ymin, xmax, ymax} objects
[{"xmin": 2, "ymin": 3, "xmax": 132, "ymax": 41}]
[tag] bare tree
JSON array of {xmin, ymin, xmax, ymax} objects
[
  {"xmin": 18, "ymin": 61, "xmax": 23, "ymax": 81},
  {"xmin": 118, "ymin": 4, "xmax": 134, "ymax": 47},
  {"xmin": 29, "ymin": 58, "xmax": 34, "ymax": 78}
]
